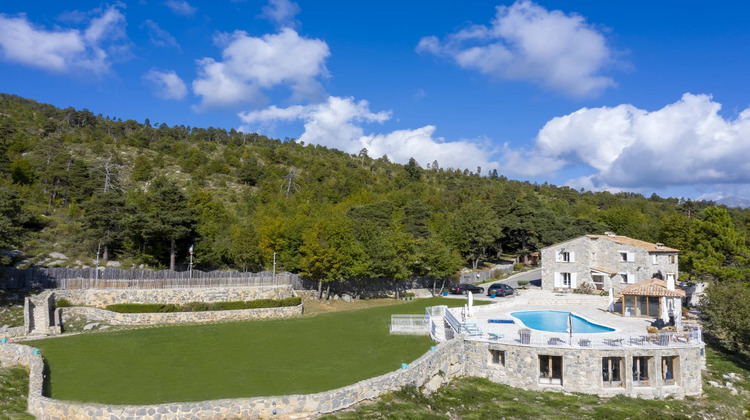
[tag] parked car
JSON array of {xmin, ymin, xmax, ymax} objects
[
  {"xmin": 449, "ymin": 283, "xmax": 485, "ymax": 295},
  {"xmin": 487, "ymin": 283, "xmax": 515, "ymax": 297}
]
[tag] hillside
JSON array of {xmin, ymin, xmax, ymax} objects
[{"xmin": 0, "ymin": 93, "xmax": 748, "ymax": 280}]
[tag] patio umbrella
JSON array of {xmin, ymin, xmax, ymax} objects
[
  {"xmin": 567, "ymin": 313, "xmax": 573, "ymax": 346},
  {"xmin": 467, "ymin": 289, "xmax": 474, "ymax": 316}
]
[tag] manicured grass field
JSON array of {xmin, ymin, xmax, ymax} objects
[{"xmin": 26, "ymin": 297, "xmax": 472, "ymax": 404}]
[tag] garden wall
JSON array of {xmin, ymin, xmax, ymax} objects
[
  {"xmin": 62, "ymin": 304, "xmax": 303, "ymax": 326},
  {"xmin": 55, "ymin": 285, "xmax": 294, "ymax": 307},
  {"xmin": 0, "ymin": 337, "xmax": 464, "ymax": 419}
]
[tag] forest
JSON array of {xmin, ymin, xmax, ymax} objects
[{"xmin": 0, "ymin": 93, "xmax": 748, "ymax": 349}]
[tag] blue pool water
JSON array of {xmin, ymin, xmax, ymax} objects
[{"xmin": 511, "ymin": 311, "xmax": 615, "ymax": 333}]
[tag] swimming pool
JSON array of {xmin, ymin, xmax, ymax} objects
[{"xmin": 511, "ymin": 311, "xmax": 615, "ymax": 333}]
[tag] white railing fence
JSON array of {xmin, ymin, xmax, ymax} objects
[
  {"xmin": 466, "ymin": 326, "xmax": 704, "ymax": 350},
  {"xmin": 390, "ymin": 315, "xmax": 429, "ymax": 334}
]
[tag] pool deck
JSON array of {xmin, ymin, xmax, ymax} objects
[{"xmin": 448, "ymin": 289, "xmax": 700, "ymax": 349}]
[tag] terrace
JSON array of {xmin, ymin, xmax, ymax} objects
[{"xmin": 429, "ymin": 290, "xmax": 703, "ymax": 350}]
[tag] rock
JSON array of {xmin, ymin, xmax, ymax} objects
[
  {"xmin": 83, "ymin": 322, "xmax": 100, "ymax": 331},
  {"xmin": 708, "ymin": 380, "xmax": 720, "ymax": 387},
  {"xmin": 47, "ymin": 260, "xmax": 67, "ymax": 267},
  {"xmin": 333, "ymin": 295, "xmax": 340, "ymax": 301},
  {"xmin": 0, "ymin": 250, "xmax": 23, "ymax": 258},
  {"xmin": 726, "ymin": 382, "xmax": 732, "ymax": 388},
  {"xmin": 49, "ymin": 252, "xmax": 68, "ymax": 260},
  {"xmin": 1, "ymin": 325, "xmax": 8, "ymax": 331},
  {"xmin": 106, "ymin": 261, "xmax": 121, "ymax": 268},
  {"xmin": 341, "ymin": 294, "xmax": 352, "ymax": 302},
  {"xmin": 100, "ymin": 325, "xmax": 110, "ymax": 330},
  {"xmin": 730, "ymin": 387, "xmax": 739, "ymax": 396}
]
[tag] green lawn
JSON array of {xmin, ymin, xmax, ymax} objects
[{"xmin": 25, "ymin": 297, "xmax": 473, "ymax": 404}]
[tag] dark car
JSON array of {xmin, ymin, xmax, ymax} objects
[
  {"xmin": 487, "ymin": 283, "xmax": 514, "ymax": 297},
  {"xmin": 449, "ymin": 283, "xmax": 485, "ymax": 295}
]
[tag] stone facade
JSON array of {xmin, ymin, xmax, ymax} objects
[
  {"xmin": 0, "ymin": 338, "xmax": 463, "ymax": 420},
  {"xmin": 61, "ymin": 304, "xmax": 303, "ymax": 326},
  {"xmin": 55, "ymin": 285, "xmax": 294, "ymax": 308},
  {"xmin": 463, "ymin": 340, "xmax": 702, "ymax": 399},
  {"xmin": 541, "ymin": 235, "xmax": 679, "ymax": 297}
]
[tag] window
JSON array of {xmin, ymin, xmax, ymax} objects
[
  {"xmin": 539, "ymin": 355, "xmax": 563, "ymax": 385},
  {"xmin": 561, "ymin": 273, "xmax": 571, "ymax": 287},
  {"xmin": 490, "ymin": 349, "xmax": 505, "ymax": 365},
  {"xmin": 652, "ymin": 254, "xmax": 658, "ymax": 265},
  {"xmin": 662, "ymin": 356, "xmax": 678, "ymax": 385},
  {"xmin": 620, "ymin": 251, "xmax": 634, "ymax": 262},
  {"xmin": 633, "ymin": 356, "xmax": 651, "ymax": 387},
  {"xmin": 624, "ymin": 295, "xmax": 660, "ymax": 318},
  {"xmin": 561, "ymin": 252, "xmax": 570, "ymax": 262},
  {"xmin": 602, "ymin": 357, "xmax": 623, "ymax": 387},
  {"xmin": 669, "ymin": 254, "xmax": 676, "ymax": 264},
  {"xmin": 620, "ymin": 252, "xmax": 628, "ymax": 261}
]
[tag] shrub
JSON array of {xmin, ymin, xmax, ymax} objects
[
  {"xmin": 513, "ymin": 263, "xmax": 524, "ymax": 271},
  {"xmin": 55, "ymin": 298, "xmax": 71, "ymax": 308},
  {"xmin": 573, "ymin": 282, "xmax": 596, "ymax": 295},
  {"xmin": 517, "ymin": 280, "xmax": 529, "ymax": 288},
  {"xmin": 105, "ymin": 297, "xmax": 302, "ymax": 313},
  {"xmin": 106, "ymin": 304, "xmax": 165, "ymax": 313},
  {"xmin": 280, "ymin": 297, "xmax": 302, "ymax": 307}
]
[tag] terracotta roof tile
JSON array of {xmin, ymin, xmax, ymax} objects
[
  {"xmin": 587, "ymin": 235, "xmax": 679, "ymax": 253},
  {"xmin": 620, "ymin": 278, "xmax": 686, "ymax": 298}
]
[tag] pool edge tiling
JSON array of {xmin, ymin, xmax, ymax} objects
[{"xmin": 511, "ymin": 310, "xmax": 616, "ymax": 334}]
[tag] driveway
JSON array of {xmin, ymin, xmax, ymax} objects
[{"xmin": 480, "ymin": 268, "xmax": 541, "ymax": 289}]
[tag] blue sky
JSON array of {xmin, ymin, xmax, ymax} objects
[{"xmin": 1, "ymin": 0, "xmax": 750, "ymax": 201}]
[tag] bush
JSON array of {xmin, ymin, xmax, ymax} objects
[
  {"xmin": 517, "ymin": 280, "xmax": 529, "ymax": 288},
  {"xmin": 106, "ymin": 303, "xmax": 165, "ymax": 313},
  {"xmin": 55, "ymin": 298, "xmax": 72, "ymax": 308},
  {"xmin": 513, "ymin": 263, "xmax": 524, "ymax": 271},
  {"xmin": 280, "ymin": 297, "xmax": 302, "ymax": 307},
  {"xmin": 573, "ymin": 282, "xmax": 596, "ymax": 295},
  {"xmin": 104, "ymin": 297, "xmax": 302, "ymax": 313}
]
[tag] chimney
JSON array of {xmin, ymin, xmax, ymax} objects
[
  {"xmin": 605, "ymin": 231, "xmax": 616, "ymax": 237},
  {"xmin": 656, "ymin": 243, "xmax": 664, "ymax": 250}
]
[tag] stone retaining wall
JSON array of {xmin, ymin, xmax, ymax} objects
[
  {"xmin": 0, "ymin": 337, "xmax": 463, "ymax": 419},
  {"xmin": 56, "ymin": 285, "xmax": 294, "ymax": 307},
  {"xmin": 0, "ymin": 325, "xmax": 26, "ymax": 340},
  {"xmin": 62, "ymin": 304, "xmax": 304, "ymax": 326},
  {"xmin": 463, "ymin": 340, "xmax": 702, "ymax": 399}
]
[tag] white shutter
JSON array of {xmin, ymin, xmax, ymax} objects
[
  {"xmin": 627, "ymin": 252, "xmax": 635, "ymax": 262},
  {"xmin": 627, "ymin": 273, "xmax": 634, "ymax": 284},
  {"xmin": 652, "ymin": 255, "xmax": 657, "ymax": 265},
  {"xmin": 571, "ymin": 273, "xmax": 578, "ymax": 288},
  {"xmin": 555, "ymin": 251, "xmax": 561, "ymax": 262},
  {"xmin": 554, "ymin": 272, "xmax": 561, "ymax": 287},
  {"xmin": 569, "ymin": 252, "xmax": 575, "ymax": 263}
]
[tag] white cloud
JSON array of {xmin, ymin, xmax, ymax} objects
[
  {"xmin": 164, "ymin": 0, "xmax": 196, "ymax": 16},
  {"xmin": 239, "ymin": 96, "xmax": 499, "ymax": 171},
  {"xmin": 261, "ymin": 0, "xmax": 300, "ymax": 29},
  {"xmin": 417, "ymin": 0, "xmax": 615, "ymax": 97},
  {"xmin": 0, "ymin": 5, "xmax": 128, "ymax": 73},
  {"xmin": 143, "ymin": 69, "xmax": 187, "ymax": 100},
  {"xmin": 506, "ymin": 93, "xmax": 750, "ymax": 192},
  {"xmin": 141, "ymin": 19, "xmax": 180, "ymax": 50},
  {"xmin": 192, "ymin": 28, "xmax": 329, "ymax": 109}
]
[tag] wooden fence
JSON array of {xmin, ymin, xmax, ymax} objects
[{"xmin": 0, "ymin": 267, "xmax": 301, "ymax": 290}]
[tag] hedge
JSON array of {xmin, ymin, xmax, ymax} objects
[{"xmin": 105, "ymin": 297, "xmax": 301, "ymax": 314}]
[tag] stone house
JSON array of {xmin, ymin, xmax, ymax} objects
[{"xmin": 541, "ymin": 233, "xmax": 681, "ymax": 321}]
